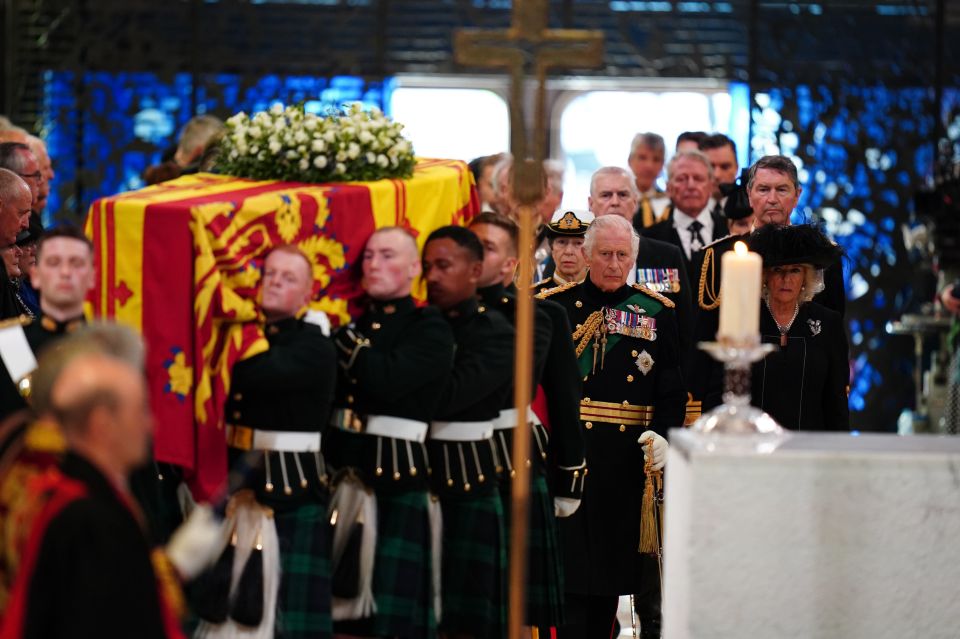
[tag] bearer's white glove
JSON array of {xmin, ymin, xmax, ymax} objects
[
  {"xmin": 554, "ymin": 497, "xmax": 581, "ymax": 518},
  {"xmin": 637, "ymin": 431, "xmax": 668, "ymax": 471},
  {"xmin": 165, "ymin": 504, "xmax": 224, "ymax": 581}
]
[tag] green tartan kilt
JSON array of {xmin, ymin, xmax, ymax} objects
[
  {"xmin": 439, "ymin": 491, "xmax": 507, "ymax": 639},
  {"xmin": 500, "ymin": 470, "xmax": 565, "ymax": 628},
  {"xmin": 274, "ymin": 502, "xmax": 333, "ymax": 639},
  {"xmin": 334, "ymin": 489, "xmax": 437, "ymax": 639}
]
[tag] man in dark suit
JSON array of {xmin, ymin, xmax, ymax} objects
[{"xmin": 637, "ymin": 150, "xmax": 726, "ymax": 285}]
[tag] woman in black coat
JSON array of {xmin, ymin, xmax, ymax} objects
[{"xmin": 748, "ymin": 224, "xmax": 850, "ymax": 431}]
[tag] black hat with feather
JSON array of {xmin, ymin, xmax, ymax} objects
[{"xmin": 748, "ymin": 223, "xmax": 843, "ymax": 269}]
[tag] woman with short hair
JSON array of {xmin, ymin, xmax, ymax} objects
[{"xmin": 748, "ymin": 224, "xmax": 850, "ymax": 431}]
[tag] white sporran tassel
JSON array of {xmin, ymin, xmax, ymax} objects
[{"xmin": 329, "ymin": 474, "xmax": 378, "ymax": 621}]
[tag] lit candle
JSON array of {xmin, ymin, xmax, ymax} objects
[{"xmin": 718, "ymin": 241, "xmax": 762, "ymax": 342}]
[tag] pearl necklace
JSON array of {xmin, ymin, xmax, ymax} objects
[{"xmin": 766, "ymin": 299, "xmax": 800, "ymax": 346}]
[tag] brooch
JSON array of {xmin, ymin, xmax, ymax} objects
[
  {"xmin": 807, "ymin": 319, "xmax": 821, "ymax": 336},
  {"xmin": 635, "ymin": 350, "xmax": 654, "ymax": 376}
]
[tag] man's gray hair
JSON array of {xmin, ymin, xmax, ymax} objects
[
  {"xmin": 0, "ymin": 142, "xmax": 33, "ymax": 174},
  {"xmin": 30, "ymin": 322, "xmax": 145, "ymax": 417},
  {"xmin": 667, "ymin": 149, "xmax": 714, "ymax": 182},
  {"xmin": 543, "ymin": 159, "xmax": 564, "ymax": 193},
  {"xmin": 582, "ymin": 213, "xmax": 640, "ymax": 261},
  {"xmin": 589, "ymin": 166, "xmax": 640, "ymax": 200},
  {"xmin": 177, "ymin": 114, "xmax": 225, "ymax": 158},
  {"xmin": 490, "ymin": 154, "xmax": 513, "ymax": 198},
  {"xmin": 629, "ymin": 132, "xmax": 665, "ymax": 158},
  {"xmin": 746, "ymin": 154, "xmax": 800, "ymax": 190},
  {"xmin": 0, "ymin": 167, "xmax": 30, "ymax": 206}
]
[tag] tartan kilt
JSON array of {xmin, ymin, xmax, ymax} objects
[
  {"xmin": 439, "ymin": 492, "xmax": 506, "ymax": 639},
  {"xmin": 334, "ymin": 489, "xmax": 436, "ymax": 639},
  {"xmin": 274, "ymin": 502, "xmax": 333, "ymax": 639},
  {"xmin": 500, "ymin": 471, "xmax": 565, "ymax": 628}
]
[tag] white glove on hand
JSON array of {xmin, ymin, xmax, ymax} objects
[
  {"xmin": 638, "ymin": 431, "xmax": 668, "ymax": 471},
  {"xmin": 554, "ymin": 497, "xmax": 581, "ymax": 518},
  {"xmin": 165, "ymin": 504, "xmax": 225, "ymax": 581}
]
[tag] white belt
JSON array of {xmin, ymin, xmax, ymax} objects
[
  {"xmin": 227, "ymin": 425, "xmax": 321, "ymax": 452},
  {"xmin": 365, "ymin": 415, "xmax": 429, "ymax": 443},
  {"xmin": 429, "ymin": 420, "xmax": 494, "ymax": 442},
  {"xmin": 493, "ymin": 407, "xmax": 543, "ymax": 430}
]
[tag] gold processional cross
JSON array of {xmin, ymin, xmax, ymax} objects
[{"xmin": 454, "ymin": 5, "xmax": 604, "ymax": 637}]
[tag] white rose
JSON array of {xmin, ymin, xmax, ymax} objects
[
  {"xmin": 286, "ymin": 149, "xmax": 298, "ymax": 160},
  {"xmin": 397, "ymin": 140, "xmax": 411, "ymax": 154},
  {"xmin": 229, "ymin": 150, "xmax": 239, "ymax": 160},
  {"xmin": 248, "ymin": 126, "xmax": 262, "ymax": 138},
  {"xmin": 359, "ymin": 130, "xmax": 374, "ymax": 144},
  {"xmin": 304, "ymin": 117, "xmax": 318, "ymax": 131},
  {"xmin": 297, "ymin": 145, "xmax": 307, "ymax": 154},
  {"xmin": 366, "ymin": 152, "xmax": 376, "ymax": 164},
  {"xmin": 269, "ymin": 139, "xmax": 282, "ymax": 154},
  {"xmin": 299, "ymin": 158, "xmax": 309, "ymax": 171},
  {"xmin": 311, "ymin": 139, "xmax": 326, "ymax": 152},
  {"xmin": 270, "ymin": 103, "xmax": 284, "ymax": 116},
  {"xmin": 369, "ymin": 106, "xmax": 382, "ymax": 118},
  {"xmin": 347, "ymin": 143, "xmax": 360, "ymax": 160},
  {"xmin": 250, "ymin": 146, "xmax": 260, "ymax": 155},
  {"xmin": 336, "ymin": 162, "xmax": 347, "ymax": 174},
  {"xmin": 313, "ymin": 155, "xmax": 328, "ymax": 169},
  {"xmin": 323, "ymin": 130, "xmax": 336, "ymax": 143},
  {"xmin": 377, "ymin": 154, "xmax": 389, "ymax": 168},
  {"xmin": 294, "ymin": 130, "xmax": 308, "ymax": 144}
]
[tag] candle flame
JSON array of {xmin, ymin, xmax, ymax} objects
[{"xmin": 734, "ymin": 240, "xmax": 748, "ymax": 255}]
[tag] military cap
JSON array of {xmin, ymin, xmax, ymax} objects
[{"xmin": 546, "ymin": 209, "xmax": 594, "ymax": 238}]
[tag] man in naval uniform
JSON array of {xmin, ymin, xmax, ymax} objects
[
  {"xmin": 692, "ymin": 155, "xmax": 846, "ymax": 410},
  {"xmin": 222, "ymin": 244, "xmax": 337, "ymax": 638},
  {"xmin": 537, "ymin": 214, "xmax": 686, "ymax": 638},
  {"xmin": 325, "ymin": 226, "xmax": 455, "ymax": 638},
  {"xmin": 470, "ymin": 212, "xmax": 586, "ymax": 632},
  {"xmin": 421, "ymin": 225, "xmax": 514, "ymax": 639}
]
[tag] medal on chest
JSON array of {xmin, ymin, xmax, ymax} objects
[{"xmin": 605, "ymin": 307, "xmax": 657, "ymax": 341}]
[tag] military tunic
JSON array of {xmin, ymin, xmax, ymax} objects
[
  {"xmin": 325, "ymin": 296, "xmax": 454, "ymax": 638},
  {"xmin": 427, "ymin": 297, "xmax": 513, "ymax": 639},
  {"xmin": 223, "ymin": 315, "xmax": 337, "ymax": 639},
  {"xmin": 538, "ymin": 277, "xmax": 685, "ymax": 595}
]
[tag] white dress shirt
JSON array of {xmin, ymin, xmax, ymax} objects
[{"xmin": 672, "ymin": 205, "xmax": 715, "ymax": 261}]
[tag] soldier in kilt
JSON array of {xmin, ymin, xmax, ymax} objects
[
  {"xmin": 324, "ymin": 226, "xmax": 455, "ymax": 638},
  {"xmin": 538, "ymin": 215, "xmax": 686, "ymax": 639},
  {"xmin": 470, "ymin": 212, "xmax": 585, "ymax": 631},
  {"xmin": 221, "ymin": 244, "xmax": 337, "ymax": 638},
  {"xmin": 422, "ymin": 226, "xmax": 515, "ymax": 639}
]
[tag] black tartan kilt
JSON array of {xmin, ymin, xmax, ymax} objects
[
  {"xmin": 273, "ymin": 502, "xmax": 333, "ymax": 639},
  {"xmin": 500, "ymin": 470, "xmax": 565, "ymax": 628},
  {"xmin": 334, "ymin": 489, "xmax": 437, "ymax": 639},
  {"xmin": 438, "ymin": 492, "xmax": 507, "ymax": 639}
]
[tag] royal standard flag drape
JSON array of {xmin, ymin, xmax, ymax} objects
[{"xmin": 85, "ymin": 158, "xmax": 479, "ymax": 497}]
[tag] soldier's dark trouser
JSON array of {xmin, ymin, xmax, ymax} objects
[
  {"xmin": 554, "ymin": 594, "xmax": 618, "ymax": 639},
  {"xmin": 634, "ymin": 554, "xmax": 663, "ymax": 638}
]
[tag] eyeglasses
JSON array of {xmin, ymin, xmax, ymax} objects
[{"xmin": 17, "ymin": 171, "xmax": 43, "ymax": 181}]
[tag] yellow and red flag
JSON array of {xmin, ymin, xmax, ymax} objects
[{"xmin": 85, "ymin": 158, "xmax": 478, "ymax": 497}]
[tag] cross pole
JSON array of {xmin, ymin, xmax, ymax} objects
[{"xmin": 454, "ymin": 5, "xmax": 604, "ymax": 638}]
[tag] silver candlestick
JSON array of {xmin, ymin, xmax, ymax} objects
[{"xmin": 691, "ymin": 338, "xmax": 784, "ymax": 437}]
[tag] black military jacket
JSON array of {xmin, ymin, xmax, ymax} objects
[
  {"xmin": 225, "ymin": 316, "xmax": 336, "ymax": 505},
  {"xmin": 691, "ymin": 233, "xmax": 846, "ymax": 409},
  {"xmin": 325, "ymin": 296, "xmax": 454, "ymax": 492},
  {"xmin": 427, "ymin": 297, "xmax": 514, "ymax": 498},
  {"xmin": 539, "ymin": 276, "xmax": 686, "ymax": 596},
  {"xmin": 752, "ymin": 302, "xmax": 850, "ymax": 431}
]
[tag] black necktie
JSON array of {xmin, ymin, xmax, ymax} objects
[{"xmin": 688, "ymin": 220, "xmax": 705, "ymax": 253}]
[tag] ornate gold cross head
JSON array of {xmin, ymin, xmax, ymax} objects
[{"xmin": 454, "ymin": 0, "xmax": 604, "ymax": 204}]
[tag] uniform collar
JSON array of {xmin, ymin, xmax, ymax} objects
[
  {"xmin": 582, "ymin": 273, "xmax": 634, "ymax": 306},
  {"xmin": 443, "ymin": 296, "xmax": 479, "ymax": 321},
  {"xmin": 265, "ymin": 316, "xmax": 300, "ymax": 336},
  {"xmin": 40, "ymin": 313, "xmax": 86, "ymax": 335},
  {"xmin": 367, "ymin": 295, "xmax": 415, "ymax": 317},
  {"xmin": 478, "ymin": 283, "xmax": 510, "ymax": 305}
]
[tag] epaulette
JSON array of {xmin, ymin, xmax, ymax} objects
[
  {"xmin": 534, "ymin": 281, "xmax": 577, "ymax": 300},
  {"xmin": 531, "ymin": 277, "xmax": 552, "ymax": 289},
  {"xmin": 631, "ymin": 283, "xmax": 675, "ymax": 308},
  {"xmin": 0, "ymin": 315, "xmax": 32, "ymax": 330},
  {"xmin": 701, "ymin": 233, "xmax": 737, "ymax": 251}
]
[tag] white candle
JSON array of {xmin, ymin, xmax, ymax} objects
[{"xmin": 717, "ymin": 241, "xmax": 762, "ymax": 342}]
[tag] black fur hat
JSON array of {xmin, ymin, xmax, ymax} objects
[{"xmin": 748, "ymin": 223, "xmax": 843, "ymax": 269}]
